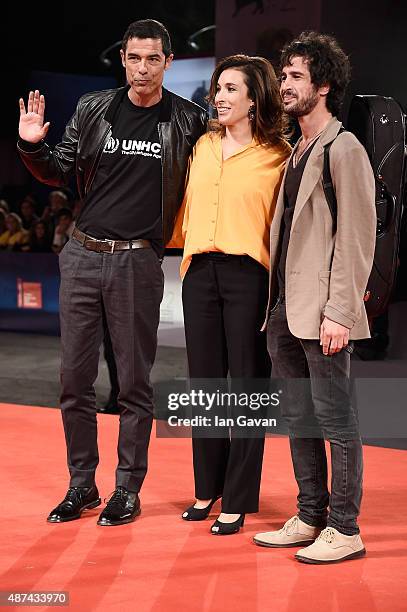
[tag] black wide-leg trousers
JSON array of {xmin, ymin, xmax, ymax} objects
[
  {"xmin": 182, "ymin": 253, "xmax": 270, "ymax": 513},
  {"xmin": 59, "ymin": 239, "xmax": 164, "ymax": 493}
]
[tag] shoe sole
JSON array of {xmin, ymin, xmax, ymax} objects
[
  {"xmin": 96, "ymin": 409, "xmax": 120, "ymax": 414},
  {"xmin": 253, "ymin": 537, "xmax": 316, "ymax": 548},
  {"xmin": 97, "ymin": 508, "xmax": 141, "ymax": 526},
  {"xmin": 47, "ymin": 498, "xmax": 102, "ymax": 523},
  {"xmin": 295, "ymin": 548, "xmax": 366, "ymax": 564},
  {"xmin": 211, "ymin": 529, "xmax": 242, "ymax": 535},
  {"xmin": 211, "ymin": 521, "xmax": 245, "ymax": 535}
]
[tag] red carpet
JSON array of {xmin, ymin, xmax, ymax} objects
[{"xmin": 0, "ymin": 403, "xmax": 406, "ymax": 612}]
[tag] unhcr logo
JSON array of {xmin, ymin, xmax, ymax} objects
[
  {"xmin": 103, "ymin": 137, "xmax": 120, "ymax": 154},
  {"xmin": 122, "ymin": 140, "xmax": 161, "ymax": 154}
]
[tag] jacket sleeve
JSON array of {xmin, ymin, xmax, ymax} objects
[
  {"xmin": 17, "ymin": 101, "xmax": 81, "ymax": 187},
  {"xmin": 198, "ymin": 109, "xmax": 208, "ymax": 138},
  {"xmin": 166, "ymin": 193, "xmax": 188, "ymax": 248},
  {"xmin": 166, "ymin": 107, "xmax": 205, "ymax": 249},
  {"xmin": 188, "ymin": 108, "xmax": 207, "ymax": 146},
  {"xmin": 166, "ymin": 152, "xmax": 194, "ymax": 248},
  {"xmin": 323, "ymin": 139, "xmax": 376, "ymax": 328}
]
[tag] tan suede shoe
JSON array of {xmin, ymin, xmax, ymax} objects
[
  {"xmin": 295, "ymin": 527, "xmax": 366, "ymax": 564},
  {"xmin": 253, "ymin": 515, "xmax": 321, "ymax": 548}
]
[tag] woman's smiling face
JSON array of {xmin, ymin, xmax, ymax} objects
[{"xmin": 214, "ymin": 68, "xmax": 253, "ymax": 128}]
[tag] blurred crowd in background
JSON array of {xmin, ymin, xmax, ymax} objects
[{"xmin": 0, "ymin": 190, "xmax": 80, "ymax": 254}]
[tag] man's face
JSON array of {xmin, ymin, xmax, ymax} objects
[
  {"xmin": 35, "ymin": 223, "xmax": 46, "ymax": 239},
  {"xmin": 49, "ymin": 192, "xmax": 66, "ymax": 213},
  {"xmin": 120, "ymin": 37, "xmax": 173, "ymax": 100},
  {"xmin": 280, "ymin": 56, "xmax": 323, "ymax": 118},
  {"xmin": 58, "ymin": 215, "xmax": 71, "ymax": 232},
  {"xmin": 21, "ymin": 201, "xmax": 34, "ymax": 218}
]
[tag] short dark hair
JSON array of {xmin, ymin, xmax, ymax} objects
[
  {"xmin": 20, "ymin": 198, "xmax": 36, "ymax": 212},
  {"xmin": 280, "ymin": 31, "xmax": 350, "ymax": 116},
  {"xmin": 122, "ymin": 19, "xmax": 172, "ymax": 58},
  {"xmin": 57, "ymin": 207, "xmax": 73, "ymax": 221},
  {"xmin": 208, "ymin": 54, "xmax": 289, "ymax": 147}
]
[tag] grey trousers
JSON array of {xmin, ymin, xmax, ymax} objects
[{"xmin": 58, "ymin": 238, "xmax": 164, "ymax": 492}]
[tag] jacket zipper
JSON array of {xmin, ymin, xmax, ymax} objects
[{"xmin": 157, "ymin": 122, "xmax": 165, "ymax": 238}]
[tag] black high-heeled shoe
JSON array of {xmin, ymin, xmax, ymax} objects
[
  {"xmin": 181, "ymin": 495, "xmax": 221, "ymax": 521},
  {"xmin": 211, "ymin": 513, "xmax": 245, "ymax": 535}
]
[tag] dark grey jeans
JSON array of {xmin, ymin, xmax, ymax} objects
[
  {"xmin": 267, "ymin": 299, "xmax": 363, "ymax": 535},
  {"xmin": 59, "ymin": 238, "xmax": 164, "ymax": 492}
]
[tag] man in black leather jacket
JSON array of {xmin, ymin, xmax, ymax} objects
[{"xmin": 18, "ymin": 19, "xmax": 206, "ymax": 526}]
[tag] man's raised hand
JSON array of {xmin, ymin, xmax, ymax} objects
[{"xmin": 19, "ymin": 90, "xmax": 50, "ymax": 143}]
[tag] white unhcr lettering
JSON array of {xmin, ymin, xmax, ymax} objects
[{"xmin": 116, "ymin": 140, "xmax": 162, "ymax": 158}]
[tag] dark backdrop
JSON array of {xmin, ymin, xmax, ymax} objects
[{"xmin": 0, "ymin": 1, "xmax": 215, "ymax": 139}]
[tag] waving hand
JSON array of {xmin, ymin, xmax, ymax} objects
[{"xmin": 19, "ymin": 90, "xmax": 51, "ymax": 143}]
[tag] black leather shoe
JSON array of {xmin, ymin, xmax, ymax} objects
[
  {"xmin": 182, "ymin": 495, "xmax": 222, "ymax": 521},
  {"xmin": 47, "ymin": 486, "xmax": 101, "ymax": 523},
  {"xmin": 97, "ymin": 393, "xmax": 119, "ymax": 415},
  {"xmin": 97, "ymin": 487, "xmax": 141, "ymax": 526},
  {"xmin": 211, "ymin": 514, "xmax": 245, "ymax": 535}
]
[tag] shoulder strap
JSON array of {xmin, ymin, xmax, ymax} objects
[{"xmin": 322, "ymin": 127, "xmax": 346, "ymax": 232}]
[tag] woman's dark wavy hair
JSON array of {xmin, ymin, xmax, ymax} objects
[
  {"xmin": 280, "ymin": 32, "xmax": 350, "ymax": 116},
  {"xmin": 207, "ymin": 54, "xmax": 289, "ymax": 147},
  {"xmin": 29, "ymin": 220, "xmax": 53, "ymax": 247}
]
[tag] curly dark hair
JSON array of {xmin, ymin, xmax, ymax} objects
[
  {"xmin": 207, "ymin": 54, "xmax": 289, "ymax": 147},
  {"xmin": 280, "ymin": 32, "xmax": 350, "ymax": 116}
]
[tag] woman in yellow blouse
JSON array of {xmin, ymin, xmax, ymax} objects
[
  {"xmin": 174, "ymin": 55, "xmax": 290, "ymax": 535},
  {"xmin": 0, "ymin": 213, "xmax": 29, "ymax": 250}
]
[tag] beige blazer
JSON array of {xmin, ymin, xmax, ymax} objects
[{"xmin": 262, "ymin": 117, "xmax": 376, "ymax": 340}]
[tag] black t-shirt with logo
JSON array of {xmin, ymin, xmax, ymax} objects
[{"xmin": 77, "ymin": 94, "xmax": 163, "ymax": 252}]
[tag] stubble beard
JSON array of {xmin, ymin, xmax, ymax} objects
[{"xmin": 284, "ymin": 88, "xmax": 320, "ymax": 118}]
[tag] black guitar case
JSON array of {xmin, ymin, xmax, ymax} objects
[{"xmin": 346, "ymin": 95, "xmax": 406, "ymax": 321}]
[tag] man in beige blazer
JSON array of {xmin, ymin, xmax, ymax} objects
[{"xmin": 254, "ymin": 32, "xmax": 376, "ymax": 563}]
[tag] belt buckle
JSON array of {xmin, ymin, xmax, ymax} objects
[{"xmin": 106, "ymin": 239, "xmax": 115, "ymax": 253}]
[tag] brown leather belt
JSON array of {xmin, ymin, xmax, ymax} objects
[{"xmin": 72, "ymin": 227, "xmax": 151, "ymax": 253}]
